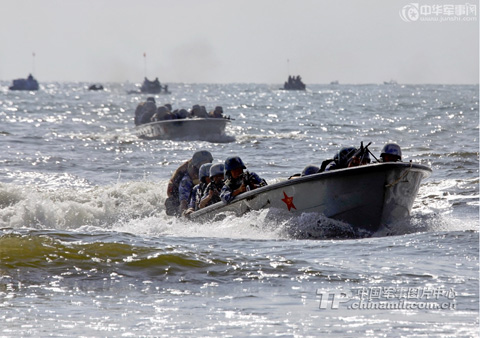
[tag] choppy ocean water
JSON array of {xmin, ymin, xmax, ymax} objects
[{"xmin": 0, "ymin": 82, "xmax": 478, "ymax": 337}]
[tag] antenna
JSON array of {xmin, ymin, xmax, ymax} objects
[
  {"xmin": 32, "ymin": 52, "xmax": 36, "ymax": 76},
  {"xmin": 287, "ymin": 58, "xmax": 290, "ymax": 76},
  {"xmin": 143, "ymin": 52, "xmax": 147, "ymax": 78}
]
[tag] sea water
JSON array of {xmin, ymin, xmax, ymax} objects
[{"xmin": 0, "ymin": 82, "xmax": 478, "ymax": 337}]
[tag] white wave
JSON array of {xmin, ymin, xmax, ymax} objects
[
  {"xmin": 112, "ymin": 209, "xmax": 287, "ymax": 240},
  {"xmin": 0, "ymin": 180, "xmax": 167, "ymax": 229}
]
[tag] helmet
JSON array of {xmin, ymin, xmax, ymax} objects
[
  {"xmin": 157, "ymin": 106, "xmax": 168, "ymax": 114},
  {"xmin": 381, "ymin": 143, "xmax": 402, "ymax": 161},
  {"xmin": 177, "ymin": 109, "xmax": 188, "ymax": 119},
  {"xmin": 336, "ymin": 147, "xmax": 357, "ymax": 167},
  {"xmin": 210, "ymin": 163, "xmax": 224, "ymax": 177},
  {"xmin": 192, "ymin": 150, "xmax": 213, "ymax": 168},
  {"xmin": 224, "ymin": 156, "xmax": 246, "ymax": 172},
  {"xmin": 199, "ymin": 163, "xmax": 213, "ymax": 180},
  {"xmin": 301, "ymin": 165, "xmax": 320, "ymax": 176}
]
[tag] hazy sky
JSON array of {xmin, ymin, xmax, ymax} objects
[{"xmin": 0, "ymin": 0, "xmax": 478, "ymax": 84}]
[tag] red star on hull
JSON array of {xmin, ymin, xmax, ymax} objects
[{"xmin": 281, "ymin": 191, "xmax": 296, "ymax": 211}]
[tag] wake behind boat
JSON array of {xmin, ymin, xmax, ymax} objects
[{"xmin": 190, "ymin": 162, "xmax": 432, "ymax": 233}]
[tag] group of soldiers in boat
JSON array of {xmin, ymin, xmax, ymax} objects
[
  {"xmin": 283, "ymin": 75, "xmax": 306, "ymax": 90},
  {"xmin": 288, "ymin": 142, "xmax": 403, "ymax": 179},
  {"xmin": 165, "ymin": 143, "xmax": 403, "ymax": 217},
  {"xmin": 9, "ymin": 74, "xmax": 39, "ymax": 91},
  {"xmin": 165, "ymin": 150, "xmax": 267, "ymax": 217},
  {"xmin": 134, "ymin": 97, "xmax": 226, "ymax": 126},
  {"xmin": 140, "ymin": 77, "xmax": 169, "ymax": 94}
]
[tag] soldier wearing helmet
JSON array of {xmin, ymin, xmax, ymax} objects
[
  {"xmin": 301, "ymin": 165, "xmax": 320, "ymax": 176},
  {"xmin": 165, "ymin": 150, "xmax": 213, "ymax": 216},
  {"xmin": 220, "ymin": 156, "xmax": 266, "ymax": 203},
  {"xmin": 288, "ymin": 164, "xmax": 320, "ymax": 180},
  {"xmin": 348, "ymin": 149, "xmax": 371, "ymax": 167},
  {"xmin": 380, "ymin": 143, "xmax": 402, "ymax": 162},
  {"xmin": 134, "ymin": 97, "xmax": 157, "ymax": 125},
  {"xmin": 184, "ymin": 163, "xmax": 213, "ymax": 216},
  {"xmin": 324, "ymin": 146, "xmax": 357, "ymax": 171},
  {"xmin": 209, "ymin": 106, "xmax": 224, "ymax": 118},
  {"xmin": 151, "ymin": 106, "xmax": 169, "ymax": 122},
  {"xmin": 198, "ymin": 163, "xmax": 225, "ymax": 209}
]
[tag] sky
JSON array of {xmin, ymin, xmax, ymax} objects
[{"xmin": 0, "ymin": 0, "xmax": 478, "ymax": 84}]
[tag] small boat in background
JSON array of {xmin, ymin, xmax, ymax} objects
[
  {"xmin": 9, "ymin": 74, "xmax": 39, "ymax": 91},
  {"xmin": 384, "ymin": 79, "xmax": 398, "ymax": 85},
  {"xmin": 140, "ymin": 77, "xmax": 170, "ymax": 94},
  {"xmin": 282, "ymin": 75, "xmax": 306, "ymax": 90},
  {"xmin": 88, "ymin": 84, "xmax": 104, "ymax": 91},
  {"xmin": 127, "ymin": 77, "xmax": 170, "ymax": 94},
  {"xmin": 135, "ymin": 117, "xmax": 231, "ymax": 141}
]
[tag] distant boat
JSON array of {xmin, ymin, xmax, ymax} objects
[
  {"xmin": 384, "ymin": 80, "xmax": 398, "ymax": 85},
  {"xmin": 282, "ymin": 75, "xmax": 306, "ymax": 90},
  {"xmin": 9, "ymin": 74, "xmax": 39, "ymax": 91},
  {"xmin": 135, "ymin": 117, "xmax": 231, "ymax": 141},
  {"xmin": 140, "ymin": 77, "xmax": 170, "ymax": 94},
  {"xmin": 88, "ymin": 84, "xmax": 104, "ymax": 91},
  {"xmin": 330, "ymin": 80, "xmax": 339, "ymax": 85}
]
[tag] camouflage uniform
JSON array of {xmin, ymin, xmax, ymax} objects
[
  {"xmin": 200, "ymin": 180, "xmax": 223, "ymax": 207},
  {"xmin": 188, "ymin": 182, "xmax": 208, "ymax": 211},
  {"xmin": 178, "ymin": 173, "xmax": 195, "ymax": 206},
  {"xmin": 220, "ymin": 172, "xmax": 263, "ymax": 204}
]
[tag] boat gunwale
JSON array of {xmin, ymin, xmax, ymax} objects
[{"xmin": 135, "ymin": 117, "xmax": 231, "ymax": 130}]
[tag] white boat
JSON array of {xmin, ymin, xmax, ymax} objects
[
  {"xmin": 190, "ymin": 162, "xmax": 432, "ymax": 233},
  {"xmin": 135, "ymin": 117, "xmax": 231, "ymax": 141}
]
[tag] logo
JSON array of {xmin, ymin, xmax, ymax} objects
[
  {"xmin": 400, "ymin": 3, "xmax": 420, "ymax": 22},
  {"xmin": 316, "ymin": 290, "xmax": 351, "ymax": 309},
  {"xmin": 400, "ymin": 3, "xmax": 478, "ymax": 23}
]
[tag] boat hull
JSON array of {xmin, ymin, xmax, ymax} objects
[
  {"xmin": 190, "ymin": 163, "xmax": 431, "ymax": 232},
  {"xmin": 9, "ymin": 78, "xmax": 39, "ymax": 91},
  {"xmin": 135, "ymin": 118, "xmax": 230, "ymax": 140}
]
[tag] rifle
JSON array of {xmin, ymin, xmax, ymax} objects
[
  {"xmin": 347, "ymin": 141, "xmax": 379, "ymax": 166},
  {"xmin": 206, "ymin": 181, "xmax": 221, "ymax": 196},
  {"xmin": 241, "ymin": 171, "xmax": 267, "ymax": 191},
  {"xmin": 242, "ymin": 171, "xmax": 254, "ymax": 191}
]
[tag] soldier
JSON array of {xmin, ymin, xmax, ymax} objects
[
  {"xmin": 220, "ymin": 156, "xmax": 266, "ymax": 204},
  {"xmin": 380, "ymin": 143, "xmax": 402, "ymax": 162},
  {"xmin": 199, "ymin": 163, "xmax": 225, "ymax": 209},
  {"xmin": 184, "ymin": 163, "xmax": 213, "ymax": 217},
  {"xmin": 165, "ymin": 150, "xmax": 213, "ymax": 216}
]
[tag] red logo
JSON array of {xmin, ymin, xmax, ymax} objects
[{"xmin": 281, "ymin": 191, "xmax": 296, "ymax": 211}]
